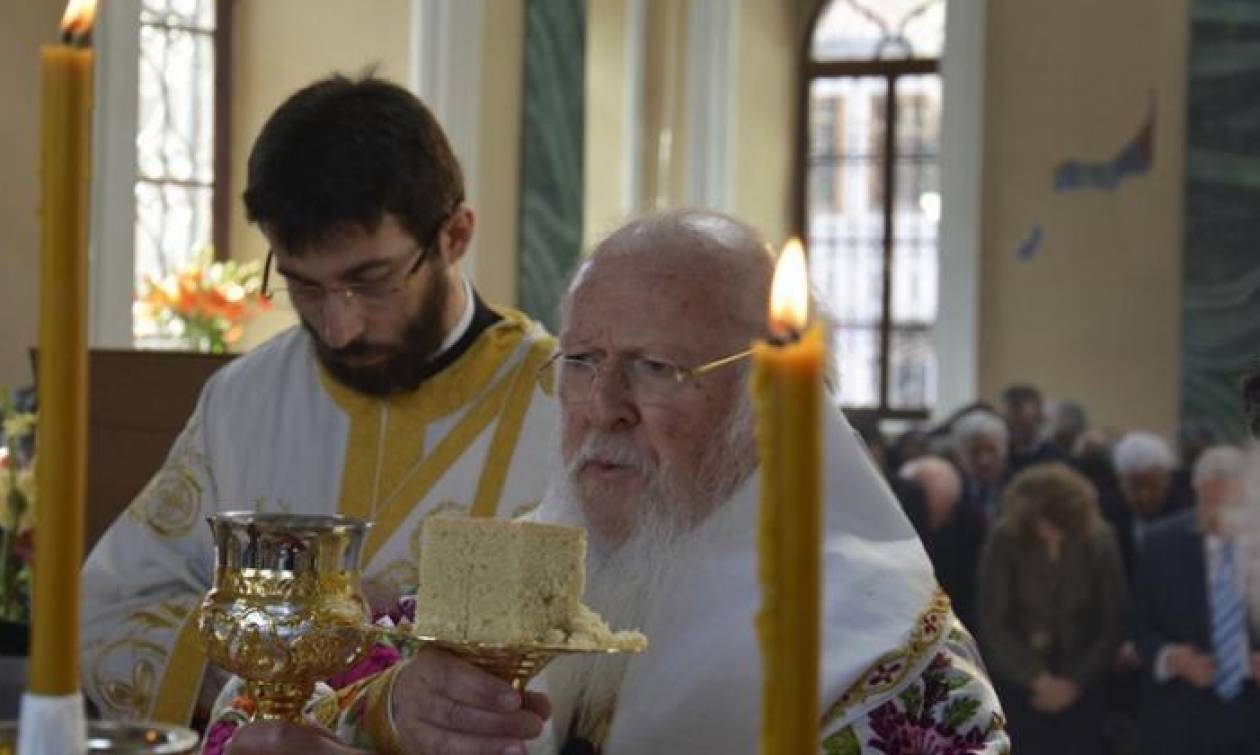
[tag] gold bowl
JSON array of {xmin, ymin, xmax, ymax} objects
[
  {"xmin": 371, "ymin": 629, "xmax": 639, "ymax": 691},
  {"xmin": 197, "ymin": 513, "xmax": 372, "ymax": 722}
]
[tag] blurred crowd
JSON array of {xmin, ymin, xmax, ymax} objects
[{"xmin": 852, "ymin": 375, "xmax": 1260, "ymax": 755}]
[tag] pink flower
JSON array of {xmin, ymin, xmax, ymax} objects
[
  {"xmin": 372, "ymin": 594, "xmax": 416, "ymax": 626},
  {"xmin": 201, "ymin": 720, "xmax": 239, "ymax": 755},
  {"xmin": 327, "ymin": 643, "xmax": 402, "ymax": 690},
  {"xmin": 13, "ymin": 531, "xmax": 33, "ymax": 564}
]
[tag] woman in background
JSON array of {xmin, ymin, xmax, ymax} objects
[{"xmin": 977, "ymin": 462, "xmax": 1128, "ymax": 755}]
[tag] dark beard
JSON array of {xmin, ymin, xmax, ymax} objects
[{"xmin": 307, "ymin": 271, "xmax": 451, "ymax": 396}]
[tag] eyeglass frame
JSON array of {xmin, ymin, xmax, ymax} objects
[
  {"xmin": 540, "ymin": 347, "xmax": 754, "ymax": 405},
  {"xmin": 259, "ymin": 203, "xmax": 461, "ymax": 308}
]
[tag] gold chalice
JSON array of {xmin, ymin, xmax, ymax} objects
[{"xmin": 197, "ymin": 512, "xmax": 372, "ymax": 722}]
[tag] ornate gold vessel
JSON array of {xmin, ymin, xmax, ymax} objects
[
  {"xmin": 365, "ymin": 625, "xmax": 643, "ymax": 692},
  {"xmin": 197, "ymin": 513, "xmax": 372, "ymax": 722}
]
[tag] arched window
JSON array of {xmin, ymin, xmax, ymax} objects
[{"xmin": 799, "ymin": 0, "xmax": 944, "ymax": 421}]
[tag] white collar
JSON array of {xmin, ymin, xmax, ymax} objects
[{"xmin": 435, "ymin": 276, "xmax": 475, "ymax": 356}]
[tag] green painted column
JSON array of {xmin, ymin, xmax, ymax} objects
[
  {"xmin": 1180, "ymin": 0, "xmax": 1260, "ymax": 440},
  {"xmin": 516, "ymin": 0, "xmax": 586, "ymax": 333}
]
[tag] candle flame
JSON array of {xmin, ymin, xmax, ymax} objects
[
  {"xmin": 60, "ymin": 0, "xmax": 96, "ymax": 43},
  {"xmin": 769, "ymin": 238, "xmax": 810, "ymax": 332}
]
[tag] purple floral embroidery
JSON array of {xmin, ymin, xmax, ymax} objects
[
  {"xmin": 865, "ymin": 653, "xmax": 993, "ymax": 755},
  {"xmin": 869, "ymin": 661, "xmax": 905, "ymax": 687}
]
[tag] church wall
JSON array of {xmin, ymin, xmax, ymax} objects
[
  {"xmin": 978, "ymin": 0, "xmax": 1191, "ymax": 439},
  {"xmin": 733, "ymin": 0, "xmax": 801, "ymax": 244},
  {"xmin": 0, "ymin": 0, "xmax": 65, "ymax": 388},
  {"xmin": 473, "ymin": 0, "xmax": 526, "ymax": 310},
  {"xmin": 583, "ymin": 0, "xmax": 633, "ymax": 252}
]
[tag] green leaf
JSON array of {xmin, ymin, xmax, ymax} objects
[
  {"xmin": 899, "ymin": 683, "xmax": 924, "ymax": 718},
  {"xmin": 942, "ymin": 697, "xmax": 982, "ymax": 729},
  {"xmin": 823, "ymin": 727, "xmax": 861, "ymax": 755}
]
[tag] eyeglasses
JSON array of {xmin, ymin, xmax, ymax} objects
[
  {"xmin": 542, "ymin": 348, "xmax": 753, "ymax": 406},
  {"xmin": 262, "ymin": 243, "xmax": 429, "ymax": 311},
  {"xmin": 260, "ymin": 205, "xmax": 458, "ymax": 310}
]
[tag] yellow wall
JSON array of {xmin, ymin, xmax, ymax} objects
[
  {"xmin": 979, "ymin": 0, "xmax": 1190, "ymax": 437},
  {"xmin": 231, "ymin": 0, "xmax": 413, "ymax": 347},
  {"xmin": 0, "ymin": 0, "xmax": 64, "ymax": 388},
  {"xmin": 733, "ymin": 0, "xmax": 801, "ymax": 244},
  {"xmin": 584, "ymin": 0, "xmax": 631, "ymax": 250},
  {"xmin": 472, "ymin": 0, "xmax": 525, "ymax": 307}
]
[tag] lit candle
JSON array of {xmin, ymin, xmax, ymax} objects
[
  {"xmin": 753, "ymin": 238, "xmax": 822, "ymax": 755},
  {"xmin": 30, "ymin": 0, "xmax": 94, "ymax": 698}
]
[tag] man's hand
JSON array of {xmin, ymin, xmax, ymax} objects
[
  {"xmin": 1029, "ymin": 674, "xmax": 1078, "ymax": 713},
  {"xmin": 391, "ymin": 647, "xmax": 551, "ymax": 755},
  {"xmin": 1113, "ymin": 641, "xmax": 1141, "ymax": 672},
  {"xmin": 1167, "ymin": 644, "xmax": 1215, "ymax": 688},
  {"xmin": 1248, "ymin": 651, "xmax": 1260, "ymax": 680},
  {"xmin": 225, "ymin": 721, "xmax": 367, "ymax": 754}
]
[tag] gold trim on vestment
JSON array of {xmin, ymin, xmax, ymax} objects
[
  {"xmin": 149, "ymin": 608, "xmax": 208, "ymax": 725},
  {"xmin": 820, "ymin": 589, "xmax": 954, "ymax": 730},
  {"xmin": 470, "ymin": 337, "xmax": 554, "ymax": 518},
  {"xmin": 359, "ymin": 371, "xmax": 516, "ymax": 561},
  {"xmin": 324, "ymin": 309, "xmax": 551, "ymax": 563},
  {"xmin": 325, "ymin": 311, "xmax": 532, "ymax": 523}
]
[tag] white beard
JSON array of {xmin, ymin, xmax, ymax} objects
[{"xmin": 532, "ymin": 395, "xmax": 756, "ymax": 744}]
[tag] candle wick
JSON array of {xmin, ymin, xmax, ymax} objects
[
  {"xmin": 61, "ymin": 27, "xmax": 92, "ymax": 48},
  {"xmin": 768, "ymin": 325, "xmax": 803, "ymax": 346}
]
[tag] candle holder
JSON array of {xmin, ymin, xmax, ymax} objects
[
  {"xmin": 0, "ymin": 720, "xmax": 199, "ymax": 754},
  {"xmin": 197, "ymin": 513, "xmax": 372, "ymax": 723}
]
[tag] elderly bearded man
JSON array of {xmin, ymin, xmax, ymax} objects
[{"xmin": 222, "ymin": 210, "xmax": 1008, "ymax": 755}]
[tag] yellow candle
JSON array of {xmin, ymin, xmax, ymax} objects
[
  {"xmin": 753, "ymin": 239, "xmax": 822, "ymax": 755},
  {"xmin": 30, "ymin": 0, "xmax": 94, "ymax": 697}
]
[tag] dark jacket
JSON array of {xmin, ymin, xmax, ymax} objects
[
  {"xmin": 1131, "ymin": 510, "xmax": 1260, "ymax": 755},
  {"xmin": 977, "ymin": 522, "xmax": 1128, "ymax": 690}
]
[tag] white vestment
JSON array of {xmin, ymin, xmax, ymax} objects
[
  {"xmin": 81, "ymin": 307, "xmax": 559, "ymax": 726},
  {"xmin": 535, "ymin": 406, "xmax": 1008, "ymax": 754}
]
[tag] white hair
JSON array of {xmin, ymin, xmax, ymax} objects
[
  {"xmin": 899, "ymin": 455, "xmax": 962, "ymax": 504},
  {"xmin": 1112, "ymin": 432, "xmax": 1176, "ymax": 475},
  {"xmin": 1193, "ymin": 445, "xmax": 1245, "ymax": 486},
  {"xmin": 952, "ymin": 410, "xmax": 1009, "ymax": 451}
]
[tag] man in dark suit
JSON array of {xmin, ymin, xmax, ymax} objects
[
  {"xmin": 899, "ymin": 455, "xmax": 987, "ymax": 632},
  {"xmin": 1132, "ymin": 446, "xmax": 1260, "ymax": 755}
]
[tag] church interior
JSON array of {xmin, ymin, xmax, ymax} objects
[{"xmin": 1, "ymin": 0, "xmax": 1258, "ymax": 752}]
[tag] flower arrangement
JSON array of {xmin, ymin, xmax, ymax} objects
[
  {"xmin": 0, "ymin": 388, "xmax": 36, "ymax": 624},
  {"xmin": 134, "ymin": 249, "xmax": 271, "ymax": 353}
]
